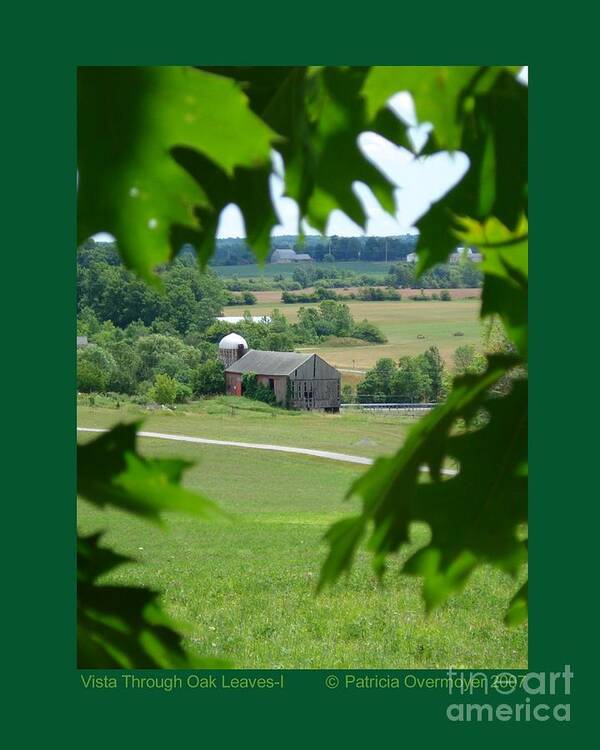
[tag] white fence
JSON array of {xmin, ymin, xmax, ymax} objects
[{"xmin": 340, "ymin": 402, "xmax": 436, "ymax": 416}]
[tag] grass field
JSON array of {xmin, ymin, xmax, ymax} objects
[
  {"xmin": 253, "ymin": 287, "xmax": 481, "ymax": 304},
  {"xmin": 212, "ymin": 260, "xmax": 394, "ymax": 278},
  {"xmin": 77, "ymin": 397, "xmax": 411, "ymax": 458},
  {"xmin": 223, "ymin": 298, "xmax": 484, "ymax": 370},
  {"xmin": 77, "ymin": 399, "xmax": 527, "ymax": 669}
]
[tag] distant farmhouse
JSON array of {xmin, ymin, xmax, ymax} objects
[
  {"xmin": 217, "ymin": 315, "xmax": 272, "ymax": 324},
  {"xmin": 219, "ymin": 335, "xmax": 340, "ymax": 411},
  {"xmin": 270, "ymin": 247, "xmax": 313, "ymax": 264},
  {"xmin": 406, "ymin": 247, "xmax": 482, "ymax": 264}
]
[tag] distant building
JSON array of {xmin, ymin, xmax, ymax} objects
[
  {"xmin": 449, "ymin": 247, "xmax": 482, "ymax": 263},
  {"xmin": 217, "ymin": 316, "xmax": 272, "ymax": 324},
  {"xmin": 271, "ymin": 247, "xmax": 313, "ymax": 263},
  {"xmin": 224, "ymin": 350, "xmax": 341, "ymax": 412},
  {"xmin": 77, "ymin": 336, "xmax": 89, "ymax": 348},
  {"xmin": 406, "ymin": 248, "xmax": 481, "ymax": 264},
  {"xmin": 218, "ymin": 333, "xmax": 249, "ymax": 368}
]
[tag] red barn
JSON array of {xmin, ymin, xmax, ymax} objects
[{"xmin": 224, "ymin": 350, "xmax": 341, "ymax": 412}]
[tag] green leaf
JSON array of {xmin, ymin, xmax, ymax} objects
[
  {"xmin": 505, "ymin": 581, "xmax": 528, "ymax": 626},
  {"xmin": 213, "ymin": 66, "xmax": 397, "ymax": 233},
  {"xmin": 78, "ymin": 533, "xmax": 228, "ymax": 668},
  {"xmin": 301, "ymin": 67, "xmax": 397, "ymax": 231},
  {"xmin": 363, "ymin": 66, "xmax": 483, "ymax": 150},
  {"xmin": 456, "ymin": 216, "xmax": 528, "ymax": 357},
  {"xmin": 319, "ymin": 356, "xmax": 527, "ymax": 616},
  {"xmin": 171, "ymin": 149, "xmax": 277, "ymax": 267},
  {"xmin": 78, "ymin": 67, "xmax": 278, "ymax": 281},
  {"xmin": 77, "ymin": 532, "xmax": 131, "ymax": 583},
  {"xmin": 77, "ymin": 422, "xmax": 225, "ymax": 522},
  {"xmin": 390, "ymin": 68, "xmax": 528, "ymax": 273}
]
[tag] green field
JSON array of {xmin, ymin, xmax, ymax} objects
[
  {"xmin": 223, "ymin": 298, "xmax": 484, "ymax": 370},
  {"xmin": 212, "ymin": 260, "xmax": 394, "ymax": 278},
  {"xmin": 77, "ymin": 399, "xmax": 527, "ymax": 669}
]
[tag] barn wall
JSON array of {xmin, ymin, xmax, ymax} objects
[
  {"xmin": 226, "ymin": 354, "xmax": 341, "ymax": 410},
  {"xmin": 225, "ymin": 372, "xmax": 242, "ymax": 396},
  {"xmin": 289, "ymin": 355, "xmax": 341, "ymax": 410},
  {"xmin": 256, "ymin": 374, "xmax": 288, "ymax": 404}
]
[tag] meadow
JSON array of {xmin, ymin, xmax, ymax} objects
[
  {"xmin": 77, "ymin": 399, "xmax": 527, "ymax": 669},
  {"xmin": 223, "ymin": 298, "xmax": 484, "ymax": 371}
]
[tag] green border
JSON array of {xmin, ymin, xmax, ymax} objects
[{"xmin": 6, "ymin": 1, "xmax": 590, "ymax": 739}]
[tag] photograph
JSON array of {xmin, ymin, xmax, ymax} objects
[{"xmin": 76, "ymin": 65, "xmax": 528, "ymax": 671}]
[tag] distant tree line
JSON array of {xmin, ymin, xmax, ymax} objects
[
  {"xmin": 222, "ymin": 259, "xmax": 481, "ymax": 294},
  {"xmin": 282, "ymin": 287, "xmax": 402, "ymax": 303},
  {"xmin": 210, "ymin": 235, "xmax": 418, "ymax": 266}
]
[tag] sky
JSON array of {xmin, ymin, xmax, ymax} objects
[{"xmin": 94, "ymin": 68, "xmax": 527, "ymax": 243}]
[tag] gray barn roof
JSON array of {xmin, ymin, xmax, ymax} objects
[
  {"xmin": 271, "ymin": 248, "xmax": 296, "ymax": 260},
  {"xmin": 225, "ymin": 350, "xmax": 312, "ymax": 376}
]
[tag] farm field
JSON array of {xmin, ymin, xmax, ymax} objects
[
  {"xmin": 212, "ymin": 260, "xmax": 394, "ymax": 278},
  {"xmin": 77, "ymin": 397, "xmax": 411, "ymax": 459},
  {"xmin": 223, "ymin": 298, "xmax": 484, "ymax": 370},
  {"xmin": 77, "ymin": 401, "xmax": 527, "ymax": 669},
  {"xmin": 252, "ymin": 287, "xmax": 481, "ymax": 304}
]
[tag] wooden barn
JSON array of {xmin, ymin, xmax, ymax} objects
[{"xmin": 224, "ymin": 350, "xmax": 341, "ymax": 412}]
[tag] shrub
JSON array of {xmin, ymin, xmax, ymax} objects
[
  {"xmin": 341, "ymin": 384, "xmax": 354, "ymax": 403},
  {"xmin": 150, "ymin": 373, "xmax": 178, "ymax": 404},
  {"xmin": 193, "ymin": 360, "xmax": 225, "ymax": 396},
  {"xmin": 352, "ymin": 319, "xmax": 387, "ymax": 343},
  {"xmin": 242, "ymin": 372, "xmax": 277, "ymax": 405},
  {"xmin": 77, "ymin": 344, "xmax": 116, "ymax": 392}
]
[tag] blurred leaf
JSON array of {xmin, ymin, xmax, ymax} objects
[
  {"xmin": 77, "ymin": 532, "xmax": 130, "ymax": 582},
  {"xmin": 505, "ymin": 581, "xmax": 528, "ymax": 626},
  {"xmin": 170, "ymin": 149, "xmax": 277, "ymax": 267},
  {"xmin": 457, "ymin": 216, "xmax": 528, "ymax": 356},
  {"xmin": 301, "ymin": 67, "xmax": 396, "ymax": 231},
  {"xmin": 78, "ymin": 533, "xmax": 228, "ymax": 668},
  {"xmin": 77, "ymin": 422, "xmax": 225, "ymax": 522},
  {"xmin": 209, "ymin": 66, "xmax": 397, "ymax": 233},
  {"xmin": 319, "ymin": 356, "xmax": 527, "ymax": 615},
  {"xmin": 386, "ymin": 68, "xmax": 527, "ymax": 273},
  {"xmin": 363, "ymin": 66, "xmax": 482, "ymax": 150},
  {"xmin": 78, "ymin": 67, "xmax": 277, "ymax": 281}
]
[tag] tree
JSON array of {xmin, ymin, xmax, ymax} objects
[
  {"xmin": 357, "ymin": 358, "xmax": 398, "ymax": 402},
  {"xmin": 77, "ymin": 344, "xmax": 115, "ymax": 392},
  {"xmin": 420, "ymin": 346, "xmax": 445, "ymax": 401},
  {"xmin": 393, "ymin": 358, "xmax": 433, "ymax": 402},
  {"xmin": 193, "ymin": 360, "xmax": 225, "ymax": 396},
  {"xmin": 453, "ymin": 344, "xmax": 486, "ymax": 375},
  {"xmin": 150, "ymin": 373, "xmax": 177, "ymax": 404},
  {"xmin": 77, "ymin": 65, "xmax": 528, "ymax": 666}
]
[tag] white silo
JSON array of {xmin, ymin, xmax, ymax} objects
[{"xmin": 218, "ymin": 333, "xmax": 249, "ymax": 367}]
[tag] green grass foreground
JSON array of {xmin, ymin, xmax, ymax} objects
[{"xmin": 77, "ymin": 400, "xmax": 527, "ymax": 669}]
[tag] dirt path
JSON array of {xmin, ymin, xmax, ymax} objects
[{"xmin": 77, "ymin": 427, "xmax": 457, "ymax": 475}]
